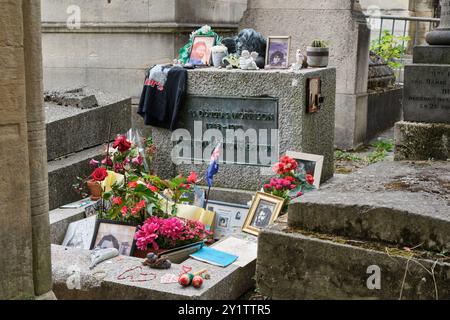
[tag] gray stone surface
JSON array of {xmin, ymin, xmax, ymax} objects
[
  {"xmin": 240, "ymin": 0, "xmax": 370, "ymax": 150},
  {"xmin": 152, "ymin": 68, "xmax": 336, "ymax": 191},
  {"xmin": 45, "ymin": 88, "xmax": 131, "ymax": 161},
  {"xmin": 257, "ymin": 218, "xmax": 450, "ymax": 300},
  {"xmin": 403, "ymin": 64, "xmax": 450, "ymax": 124},
  {"xmin": 368, "ymin": 51, "xmax": 396, "ymax": 90},
  {"xmin": 51, "ymin": 243, "xmax": 256, "ymax": 300},
  {"xmin": 414, "ymin": 45, "xmax": 450, "ymax": 65},
  {"xmin": 395, "ymin": 121, "xmax": 450, "ymax": 160},
  {"xmin": 288, "ymin": 161, "xmax": 450, "ymax": 252},
  {"xmin": 426, "ymin": 0, "xmax": 450, "ymax": 45},
  {"xmin": 366, "ymin": 87, "xmax": 403, "ymax": 141},
  {"xmin": 48, "ymin": 145, "xmax": 104, "ymax": 210}
]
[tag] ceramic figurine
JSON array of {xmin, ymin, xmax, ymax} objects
[
  {"xmin": 291, "ymin": 49, "xmax": 306, "ymax": 71},
  {"xmin": 239, "ymin": 50, "xmax": 259, "ymax": 70},
  {"xmin": 89, "ymin": 248, "xmax": 119, "ymax": 270},
  {"xmin": 143, "ymin": 253, "xmax": 172, "ymax": 270}
]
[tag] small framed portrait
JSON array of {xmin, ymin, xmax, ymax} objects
[
  {"xmin": 62, "ymin": 216, "xmax": 97, "ymax": 250},
  {"xmin": 265, "ymin": 36, "xmax": 291, "ymax": 69},
  {"xmin": 242, "ymin": 192, "xmax": 285, "ymax": 236},
  {"xmin": 286, "ymin": 151, "xmax": 324, "ymax": 189},
  {"xmin": 90, "ymin": 219, "xmax": 137, "ymax": 256},
  {"xmin": 307, "ymin": 77, "xmax": 322, "ymax": 114},
  {"xmin": 189, "ymin": 36, "xmax": 216, "ymax": 66},
  {"xmin": 208, "ymin": 200, "xmax": 250, "ymax": 240}
]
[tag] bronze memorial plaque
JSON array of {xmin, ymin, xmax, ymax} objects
[{"xmin": 176, "ymin": 96, "xmax": 279, "ymax": 166}]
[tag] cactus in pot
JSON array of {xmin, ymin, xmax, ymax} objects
[{"xmin": 307, "ymin": 39, "xmax": 329, "ymax": 68}]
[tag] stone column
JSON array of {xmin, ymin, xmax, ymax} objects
[
  {"xmin": 22, "ymin": 0, "xmax": 53, "ymax": 297},
  {"xmin": 426, "ymin": 0, "xmax": 450, "ymax": 45},
  {"xmin": 0, "ymin": 0, "xmax": 53, "ymax": 299}
]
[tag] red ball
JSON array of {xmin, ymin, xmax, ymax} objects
[
  {"xmin": 178, "ymin": 274, "xmax": 193, "ymax": 287},
  {"xmin": 192, "ymin": 276, "xmax": 204, "ymax": 288}
]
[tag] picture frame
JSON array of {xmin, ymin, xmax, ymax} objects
[
  {"xmin": 242, "ymin": 192, "xmax": 285, "ymax": 236},
  {"xmin": 207, "ymin": 200, "xmax": 250, "ymax": 240},
  {"xmin": 265, "ymin": 36, "xmax": 291, "ymax": 69},
  {"xmin": 90, "ymin": 219, "xmax": 138, "ymax": 257},
  {"xmin": 62, "ymin": 216, "xmax": 97, "ymax": 250},
  {"xmin": 188, "ymin": 36, "xmax": 216, "ymax": 66},
  {"xmin": 286, "ymin": 151, "xmax": 324, "ymax": 189},
  {"xmin": 307, "ymin": 77, "xmax": 322, "ymax": 114}
]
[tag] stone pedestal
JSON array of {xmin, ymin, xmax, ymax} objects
[
  {"xmin": 395, "ymin": 0, "xmax": 450, "ymax": 161},
  {"xmin": 240, "ymin": 0, "xmax": 370, "ymax": 150},
  {"xmin": 426, "ymin": 0, "xmax": 450, "ymax": 45}
]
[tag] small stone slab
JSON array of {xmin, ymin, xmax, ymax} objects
[
  {"xmin": 413, "ymin": 45, "xmax": 450, "ymax": 65},
  {"xmin": 288, "ymin": 161, "xmax": 450, "ymax": 252},
  {"xmin": 403, "ymin": 64, "xmax": 450, "ymax": 124}
]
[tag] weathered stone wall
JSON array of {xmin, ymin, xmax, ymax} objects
[
  {"xmin": 41, "ymin": 0, "xmax": 247, "ymax": 98},
  {"xmin": 240, "ymin": 0, "xmax": 370, "ymax": 150}
]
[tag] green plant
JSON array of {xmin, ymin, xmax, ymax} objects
[
  {"xmin": 370, "ymin": 30, "xmax": 410, "ymax": 69},
  {"xmin": 334, "ymin": 150, "xmax": 362, "ymax": 162},
  {"xmin": 311, "ymin": 39, "xmax": 328, "ymax": 48},
  {"xmin": 372, "ymin": 139, "xmax": 394, "ymax": 153}
]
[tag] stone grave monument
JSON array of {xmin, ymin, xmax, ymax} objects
[{"xmin": 395, "ymin": 0, "xmax": 450, "ymax": 161}]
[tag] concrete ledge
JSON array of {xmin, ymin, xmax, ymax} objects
[
  {"xmin": 395, "ymin": 121, "xmax": 450, "ymax": 161},
  {"xmin": 51, "ymin": 245, "xmax": 255, "ymax": 300},
  {"xmin": 288, "ymin": 161, "xmax": 450, "ymax": 252},
  {"xmin": 48, "ymin": 146, "xmax": 104, "ymax": 210},
  {"xmin": 413, "ymin": 45, "xmax": 450, "ymax": 65},
  {"xmin": 257, "ymin": 220, "xmax": 450, "ymax": 300}
]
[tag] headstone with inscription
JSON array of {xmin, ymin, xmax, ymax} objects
[
  {"xmin": 151, "ymin": 68, "xmax": 336, "ymax": 197},
  {"xmin": 395, "ymin": 0, "xmax": 450, "ymax": 160}
]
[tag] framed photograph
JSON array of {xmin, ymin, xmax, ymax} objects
[
  {"xmin": 307, "ymin": 77, "xmax": 322, "ymax": 114},
  {"xmin": 286, "ymin": 151, "xmax": 324, "ymax": 189},
  {"xmin": 90, "ymin": 219, "xmax": 137, "ymax": 256},
  {"xmin": 62, "ymin": 216, "xmax": 97, "ymax": 250},
  {"xmin": 207, "ymin": 200, "xmax": 250, "ymax": 240},
  {"xmin": 188, "ymin": 36, "xmax": 216, "ymax": 66},
  {"xmin": 265, "ymin": 36, "xmax": 291, "ymax": 69},
  {"xmin": 242, "ymin": 192, "xmax": 285, "ymax": 236}
]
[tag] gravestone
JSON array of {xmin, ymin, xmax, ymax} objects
[
  {"xmin": 395, "ymin": 0, "xmax": 450, "ymax": 161},
  {"xmin": 240, "ymin": 0, "xmax": 370, "ymax": 150}
]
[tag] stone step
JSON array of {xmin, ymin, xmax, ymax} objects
[
  {"xmin": 287, "ymin": 161, "xmax": 450, "ymax": 253},
  {"xmin": 257, "ymin": 217, "xmax": 450, "ymax": 300},
  {"xmin": 48, "ymin": 145, "xmax": 105, "ymax": 210},
  {"xmin": 45, "ymin": 88, "xmax": 131, "ymax": 161}
]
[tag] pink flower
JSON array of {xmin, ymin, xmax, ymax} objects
[
  {"xmin": 112, "ymin": 196, "xmax": 123, "ymax": 206},
  {"xmin": 89, "ymin": 159, "xmax": 100, "ymax": 168},
  {"xmin": 187, "ymin": 172, "xmax": 198, "ymax": 184},
  {"xmin": 132, "ymin": 155, "xmax": 143, "ymax": 166},
  {"xmin": 114, "ymin": 162, "xmax": 124, "ymax": 173},
  {"xmin": 121, "ymin": 206, "xmax": 128, "ymax": 217},
  {"xmin": 102, "ymin": 157, "xmax": 113, "ymax": 167}
]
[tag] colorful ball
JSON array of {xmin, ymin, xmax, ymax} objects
[
  {"xmin": 178, "ymin": 273, "xmax": 194, "ymax": 287},
  {"xmin": 192, "ymin": 276, "xmax": 204, "ymax": 288}
]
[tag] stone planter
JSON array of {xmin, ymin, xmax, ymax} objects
[
  {"xmin": 307, "ymin": 47, "xmax": 329, "ymax": 68},
  {"xmin": 86, "ymin": 180, "xmax": 102, "ymax": 201}
]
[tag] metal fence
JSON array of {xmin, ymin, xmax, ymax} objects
[{"xmin": 365, "ymin": 15, "xmax": 440, "ymax": 83}]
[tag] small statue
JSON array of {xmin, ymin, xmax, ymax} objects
[
  {"xmin": 89, "ymin": 248, "xmax": 119, "ymax": 270},
  {"xmin": 291, "ymin": 49, "xmax": 306, "ymax": 71},
  {"xmin": 143, "ymin": 253, "xmax": 172, "ymax": 270},
  {"xmin": 239, "ymin": 50, "xmax": 259, "ymax": 70}
]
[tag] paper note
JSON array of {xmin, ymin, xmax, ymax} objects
[{"xmin": 212, "ymin": 236, "xmax": 258, "ymax": 268}]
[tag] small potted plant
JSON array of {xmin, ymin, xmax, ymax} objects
[{"xmin": 307, "ymin": 40, "xmax": 329, "ymax": 68}]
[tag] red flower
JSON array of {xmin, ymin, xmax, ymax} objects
[
  {"xmin": 121, "ymin": 206, "xmax": 128, "ymax": 217},
  {"xmin": 102, "ymin": 157, "xmax": 113, "ymax": 167},
  {"xmin": 128, "ymin": 181, "xmax": 138, "ymax": 189},
  {"xmin": 112, "ymin": 196, "xmax": 123, "ymax": 206},
  {"xmin": 91, "ymin": 167, "xmax": 108, "ymax": 182},
  {"xmin": 187, "ymin": 172, "xmax": 198, "ymax": 184},
  {"xmin": 147, "ymin": 184, "xmax": 158, "ymax": 193},
  {"xmin": 297, "ymin": 192, "xmax": 303, "ymax": 197},
  {"xmin": 113, "ymin": 135, "xmax": 132, "ymax": 153},
  {"xmin": 306, "ymin": 174, "xmax": 315, "ymax": 185}
]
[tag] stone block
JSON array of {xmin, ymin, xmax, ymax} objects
[
  {"xmin": 152, "ymin": 68, "xmax": 336, "ymax": 191},
  {"xmin": 51, "ymin": 244, "xmax": 255, "ymax": 300},
  {"xmin": 395, "ymin": 121, "xmax": 450, "ymax": 161},
  {"xmin": 403, "ymin": 64, "xmax": 450, "ymax": 124},
  {"xmin": 45, "ymin": 88, "xmax": 131, "ymax": 161},
  {"xmin": 257, "ymin": 219, "xmax": 450, "ymax": 300},
  {"xmin": 48, "ymin": 145, "xmax": 105, "ymax": 210},
  {"xmin": 288, "ymin": 161, "xmax": 450, "ymax": 253},
  {"xmin": 414, "ymin": 45, "xmax": 450, "ymax": 65}
]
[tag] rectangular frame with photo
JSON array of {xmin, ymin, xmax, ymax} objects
[
  {"xmin": 188, "ymin": 36, "xmax": 216, "ymax": 67},
  {"xmin": 207, "ymin": 200, "xmax": 250, "ymax": 240},
  {"xmin": 265, "ymin": 36, "xmax": 291, "ymax": 69},
  {"xmin": 90, "ymin": 219, "xmax": 138, "ymax": 257},
  {"xmin": 286, "ymin": 151, "xmax": 324, "ymax": 189},
  {"xmin": 242, "ymin": 192, "xmax": 285, "ymax": 236}
]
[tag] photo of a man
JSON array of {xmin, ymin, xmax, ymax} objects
[
  {"xmin": 251, "ymin": 201, "xmax": 275, "ymax": 228},
  {"xmin": 189, "ymin": 36, "xmax": 215, "ymax": 66}
]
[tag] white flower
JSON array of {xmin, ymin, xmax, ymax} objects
[{"xmin": 200, "ymin": 25, "xmax": 211, "ymax": 34}]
